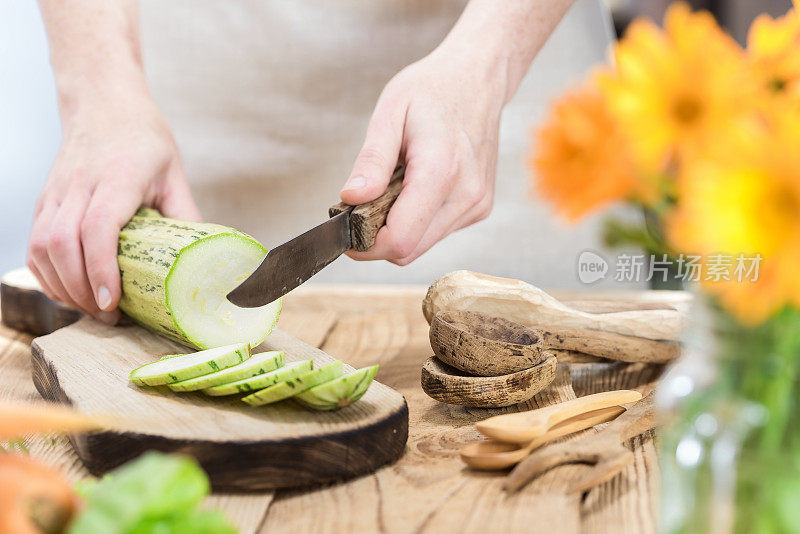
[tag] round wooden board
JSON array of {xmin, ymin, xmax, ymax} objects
[
  {"xmin": 1, "ymin": 268, "xmax": 82, "ymax": 335},
  {"xmin": 31, "ymin": 318, "xmax": 408, "ymax": 491}
]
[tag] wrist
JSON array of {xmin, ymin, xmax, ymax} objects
[
  {"xmin": 432, "ymin": 33, "xmax": 517, "ymax": 108},
  {"xmin": 435, "ymin": 0, "xmax": 576, "ymax": 106},
  {"xmin": 55, "ymin": 63, "xmax": 152, "ymax": 124}
]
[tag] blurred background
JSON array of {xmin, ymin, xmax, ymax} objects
[
  {"xmin": 608, "ymin": 0, "xmax": 791, "ymax": 38},
  {"xmin": 0, "ymin": 0, "xmax": 792, "ymax": 288}
]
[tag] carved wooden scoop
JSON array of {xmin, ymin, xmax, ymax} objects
[
  {"xmin": 429, "ymin": 310, "xmax": 679, "ymax": 377},
  {"xmin": 475, "ymin": 389, "xmax": 642, "ymax": 443},
  {"xmin": 503, "ymin": 391, "xmax": 656, "ymax": 494},
  {"xmin": 423, "ymin": 270, "xmax": 688, "ymax": 341}
]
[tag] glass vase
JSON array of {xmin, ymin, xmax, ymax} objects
[{"xmin": 658, "ymin": 297, "xmax": 800, "ymax": 534}]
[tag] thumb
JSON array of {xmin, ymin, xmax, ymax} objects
[
  {"xmin": 157, "ymin": 164, "xmax": 203, "ymax": 222},
  {"xmin": 341, "ymin": 97, "xmax": 404, "ymax": 205}
]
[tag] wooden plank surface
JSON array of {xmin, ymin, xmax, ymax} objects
[{"xmin": 0, "ymin": 285, "xmax": 661, "ymax": 533}]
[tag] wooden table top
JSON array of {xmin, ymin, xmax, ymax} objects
[{"xmin": 0, "ymin": 285, "xmax": 661, "ymax": 534}]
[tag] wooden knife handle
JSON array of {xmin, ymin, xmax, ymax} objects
[{"xmin": 329, "ymin": 165, "xmax": 405, "ymax": 252}]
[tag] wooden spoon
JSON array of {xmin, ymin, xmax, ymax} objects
[
  {"xmin": 461, "ymin": 405, "xmax": 625, "ymax": 470},
  {"xmin": 475, "ymin": 389, "xmax": 642, "ymax": 443},
  {"xmin": 504, "ymin": 391, "xmax": 656, "ymax": 494}
]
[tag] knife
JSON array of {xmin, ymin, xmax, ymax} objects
[{"xmin": 226, "ymin": 166, "xmax": 406, "ymax": 308}]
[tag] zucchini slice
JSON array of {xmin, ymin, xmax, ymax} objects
[
  {"xmin": 118, "ymin": 208, "xmax": 282, "ymax": 350},
  {"xmin": 241, "ymin": 361, "xmax": 344, "ymax": 406},
  {"xmin": 129, "ymin": 342, "xmax": 250, "ymax": 386},
  {"xmin": 168, "ymin": 351, "xmax": 285, "ymax": 392},
  {"xmin": 294, "ymin": 365, "xmax": 379, "ymax": 411},
  {"xmin": 203, "ymin": 360, "xmax": 313, "ymax": 396}
]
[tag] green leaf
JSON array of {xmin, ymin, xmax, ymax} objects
[
  {"xmin": 129, "ymin": 510, "xmax": 236, "ymax": 534},
  {"xmin": 68, "ymin": 451, "xmax": 236, "ymax": 534}
]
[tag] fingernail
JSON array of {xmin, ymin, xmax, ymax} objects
[
  {"xmin": 97, "ymin": 286, "xmax": 112, "ymax": 310},
  {"xmin": 342, "ymin": 176, "xmax": 367, "ymax": 191}
]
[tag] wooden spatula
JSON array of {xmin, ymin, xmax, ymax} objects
[{"xmin": 475, "ymin": 390, "xmax": 642, "ymax": 443}]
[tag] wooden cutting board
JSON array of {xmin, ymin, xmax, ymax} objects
[{"xmin": 31, "ymin": 318, "xmax": 409, "ymax": 491}]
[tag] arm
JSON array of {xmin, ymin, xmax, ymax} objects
[
  {"xmin": 30, "ymin": 0, "xmax": 200, "ymax": 323},
  {"xmin": 341, "ymin": 0, "xmax": 577, "ymax": 264}
]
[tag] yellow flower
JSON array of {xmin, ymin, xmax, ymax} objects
[
  {"xmin": 531, "ymin": 81, "xmax": 639, "ymax": 221},
  {"xmin": 600, "ymin": 3, "xmax": 751, "ymax": 173},
  {"xmin": 747, "ymin": 9, "xmax": 800, "ymax": 96},
  {"xmin": 667, "ymin": 107, "xmax": 800, "ymax": 324}
]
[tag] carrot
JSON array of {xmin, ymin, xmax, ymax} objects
[
  {"xmin": 0, "ymin": 453, "xmax": 78, "ymax": 534},
  {"xmin": 0, "ymin": 401, "xmax": 112, "ymax": 533},
  {"xmin": 0, "ymin": 401, "xmax": 106, "ymax": 440}
]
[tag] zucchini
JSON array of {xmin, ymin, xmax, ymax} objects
[
  {"xmin": 130, "ymin": 342, "xmax": 250, "ymax": 386},
  {"xmin": 203, "ymin": 360, "xmax": 313, "ymax": 396},
  {"xmin": 241, "ymin": 361, "xmax": 343, "ymax": 406},
  {"xmin": 168, "ymin": 351, "xmax": 285, "ymax": 392},
  {"xmin": 294, "ymin": 365, "xmax": 379, "ymax": 411},
  {"xmin": 118, "ymin": 208, "xmax": 282, "ymax": 350}
]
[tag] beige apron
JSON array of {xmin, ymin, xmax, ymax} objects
[{"xmin": 139, "ymin": 0, "xmax": 617, "ymax": 287}]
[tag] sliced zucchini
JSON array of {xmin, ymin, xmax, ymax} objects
[
  {"xmin": 294, "ymin": 365, "xmax": 379, "ymax": 411},
  {"xmin": 203, "ymin": 360, "xmax": 313, "ymax": 396},
  {"xmin": 168, "ymin": 351, "xmax": 284, "ymax": 392},
  {"xmin": 118, "ymin": 208, "xmax": 282, "ymax": 350},
  {"xmin": 130, "ymin": 342, "xmax": 250, "ymax": 386},
  {"xmin": 241, "ymin": 361, "xmax": 344, "ymax": 406}
]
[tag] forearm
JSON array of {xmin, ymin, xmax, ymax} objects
[
  {"xmin": 437, "ymin": 0, "xmax": 578, "ymax": 104},
  {"xmin": 38, "ymin": 0, "xmax": 149, "ymax": 122}
]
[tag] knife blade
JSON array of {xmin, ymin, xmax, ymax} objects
[
  {"xmin": 226, "ymin": 166, "xmax": 405, "ymax": 308},
  {"xmin": 226, "ymin": 210, "xmax": 352, "ymax": 307}
]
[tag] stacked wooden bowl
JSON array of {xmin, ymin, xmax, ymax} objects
[
  {"xmin": 422, "ymin": 310, "xmax": 559, "ymax": 407},
  {"xmin": 420, "ymin": 271, "xmax": 689, "ymax": 408}
]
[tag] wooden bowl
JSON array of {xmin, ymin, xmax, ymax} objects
[
  {"xmin": 429, "ymin": 310, "xmax": 545, "ymax": 376},
  {"xmin": 420, "ymin": 353, "xmax": 557, "ymax": 408}
]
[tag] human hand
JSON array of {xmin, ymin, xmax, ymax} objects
[
  {"xmin": 27, "ymin": 94, "xmax": 201, "ymax": 324},
  {"xmin": 339, "ymin": 44, "xmax": 508, "ymax": 265}
]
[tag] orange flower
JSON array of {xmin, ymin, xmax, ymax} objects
[
  {"xmin": 531, "ymin": 81, "xmax": 638, "ymax": 221},
  {"xmin": 667, "ymin": 107, "xmax": 800, "ymax": 324},
  {"xmin": 747, "ymin": 9, "xmax": 800, "ymax": 97},
  {"xmin": 600, "ymin": 3, "xmax": 752, "ymax": 173}
]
